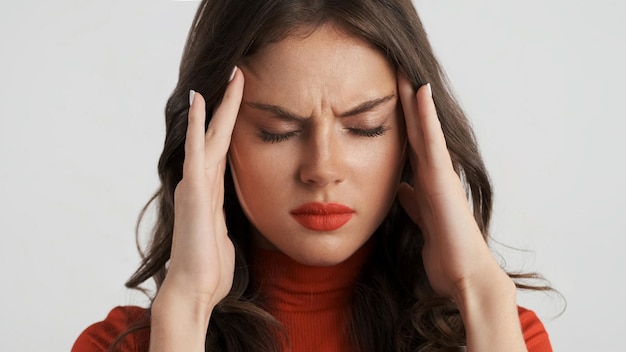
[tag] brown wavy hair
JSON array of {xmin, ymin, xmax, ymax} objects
[{"xmin": 116, "ymin": 0, "xmax": 552, "ymax": 351}]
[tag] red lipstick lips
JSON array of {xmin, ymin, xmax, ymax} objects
[{"xmin": 290, "ymin": 202, "xmax": 355, "ymax": 231}]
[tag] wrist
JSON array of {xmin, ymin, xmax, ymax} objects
[
  {"xmin": 453, "ymin": 268, "xmax": 525, "ymax": 352},
  {"xmin": 453, "ymin": 267, "xmax": 517, "ymax": 314},
  {"xmin": 152, "ymin": 281, "xmax": 218, "ymax": 325},
  {"xmin": 149, "ymin": 289, "xmax": 215, "ymax": 352}
]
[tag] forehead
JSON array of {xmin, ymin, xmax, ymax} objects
[{"xmin": 241, "ymin": 24, "xmax": 396, "ymax": 110}]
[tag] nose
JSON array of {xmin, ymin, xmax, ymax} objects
[{"xmin": 298, "ymin": 126, "xmax": 345, "ymax": 187}]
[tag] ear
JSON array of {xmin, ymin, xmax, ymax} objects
[{"xmin": 397, "ymin": 182, "xmax": 422, "ymax": 227}]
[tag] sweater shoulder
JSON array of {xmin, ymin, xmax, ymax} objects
[
  {"xmin": 518, "ymin": 306, "xmax": 553, "ymax": 352},
  {"xmin": 71, "ymin": 306, "xmax": 150, "ymax": 352}
]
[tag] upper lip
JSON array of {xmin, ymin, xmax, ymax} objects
[{"xmin": 290, "ymin": 202, "xmax": 355, "ymax": 215}]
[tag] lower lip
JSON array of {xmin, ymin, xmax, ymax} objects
[
  {"xmin": 291, "ymin": 213, "xmax": 354, "ymax": 231},
  {"xmin": 290, "ymin": 203, "xmax": 355, "ymax": 231}
]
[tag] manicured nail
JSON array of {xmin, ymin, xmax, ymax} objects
[
  {"xmin": 426, "ymin": 83, "xmax": 432, "ymax": 98},
  {"xmin": 189, "ymin": 89, "xmax": 195, "ymax": 106},
  {"xmin": 228, "ymin": 66, "xmax": 238, "ymax": 82}
]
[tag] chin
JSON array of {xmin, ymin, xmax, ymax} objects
[
  {"xmin": 280, "ymin": 237, "xmax": 367, "ymax": 267},
  {"xmin": 251, "ymin": 225, "xmax": 374, "ymax": 267}
]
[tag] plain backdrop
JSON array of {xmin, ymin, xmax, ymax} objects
[{"xmin": 1, "ymin": 0, "xmax": 624, "ymax": 350}]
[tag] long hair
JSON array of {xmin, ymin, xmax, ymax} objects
[{"xmin": 119, "ymin": 0, "xmax": 550, "ymax": 351}]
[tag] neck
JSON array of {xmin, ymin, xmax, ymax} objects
[
  {"xmin": 251, "ymin": 241, "xmax": 374, "ymax": 312},
  {"xmin": 249, "ymin": 240, "xmax": 374, "ymax": 351}
]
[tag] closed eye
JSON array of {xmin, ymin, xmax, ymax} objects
[
  {"xmin": 258, "ymin": 130, "xmax": 299, "ymax": 143},
  {"xmin": 258, "ymin": 125, "xmax": 388, "ymax": 143},
  {"xmin": 346, "ymin": 125, "xmax": 389, "ymax": 137}
]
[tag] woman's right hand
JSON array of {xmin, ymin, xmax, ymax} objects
[{"xmin": 154, "ymin": 67, "xmax": 243, "ymax": 318}]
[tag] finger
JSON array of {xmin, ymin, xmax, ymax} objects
[
  {"xmin": 205, "ymin": 67, "xmax": 244, "ymax": 163},
  {"xmin": 415, "ymin": 83, "xmax": 453, "ymax": 170},
  {"xmin": 183, "ymin": 90, "xmax": 207, "ymax": 177},
  {"xmin": 397, "ymin": 69, "xmax": 427, "ymax": 164}
]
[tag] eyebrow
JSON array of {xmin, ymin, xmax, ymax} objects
[{"xmin": 245, "ymin": 94, "xmax": 396, "ymax": 122}]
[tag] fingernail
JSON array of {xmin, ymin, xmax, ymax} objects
[
  {"xmin": 426, "ymin": 83, "xmax": 432, "ymax": 98},
  {"xmin": 189, "ymin": 89, "xmax": 195, "ymax": 106},
  {"xmin": 228, "ymin": 66, "xmax": 238, "ymax": 82}
]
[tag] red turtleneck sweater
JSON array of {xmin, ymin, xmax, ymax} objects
[
  {"xmin": 249, "ymin": 243, "xmax": 373, "ymax": 351},
  {"xmin": 72, "ymin": 246, "xmax": 552, "ymax": 351}
]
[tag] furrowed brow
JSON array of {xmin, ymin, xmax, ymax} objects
[
  {"xmin": 245, "ymin": 102, "xmax": 309, "ymax": 122},
  {"xmin": 245, "ymin": 93, "xmax": 396, "ymax": 121},
  {"xmin": 339, "ymin": 94, "xmax": 396, "ymax": 117}
]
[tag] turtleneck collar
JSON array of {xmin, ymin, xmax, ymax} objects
[{"xmin": 250, "ymin": 240, "xmax": 374, "ymax": 313}]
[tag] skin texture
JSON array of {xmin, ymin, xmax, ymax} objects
[
  {"xmin": 396, "ymin": 72, "xmax": 525, "ymax": 350},
  {"xmin": 229, "ymin": 24, "xmax": 405, "ymax": 266},
  {"xmin": 150, "ymin": 70, "xmax": 243, "ymax": 352},
  {"xmin": 150, "ymin": 23, "xmax": 527, "ymax": 352}
]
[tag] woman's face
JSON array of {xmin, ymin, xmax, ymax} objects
[{"xmin": 229, "ymin": 24, "xmax": 405, "ymax": 266}]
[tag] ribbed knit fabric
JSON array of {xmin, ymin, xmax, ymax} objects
[
  {"xmin": 518, "ymin": 306, "xmax": 553, "ymax": 351},
  {"xmin": 72, "ymin": 243, "xmax": 552, "ymax": 352},
  {"xmin": 250, "ymin": 243, "xmax": 374, "ymax": 352}
]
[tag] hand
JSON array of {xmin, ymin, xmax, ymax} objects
[
  {"xmin": 396, "ymin": 71, "xmax": 510, "ymax": 300},
  {"xmin": 157, "ymin": 68, "xmax": 243, "ymax": 313}
]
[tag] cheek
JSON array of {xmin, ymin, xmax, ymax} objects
[
  {"xmin": 229, "ymin": 127, "xmax": 262, "ymax": 213},
  {"xmin": 357, "ymin": 138, "xmax": 404, "ymax": 217},
  {"xmin": 351, "ymin": 132, "xmax": 405, "ymax": 184},
  {"xmin": 374, "ymin": 136, "xmax": 405, "ymax": 208},
  {"xmin": 229, "ymin": 131, "xmax": 295, "ymax": 211}
]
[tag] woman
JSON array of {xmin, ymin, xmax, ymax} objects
[{"xmin": 73, "ymin": 0, "xmax": 553, "ymax": 351}]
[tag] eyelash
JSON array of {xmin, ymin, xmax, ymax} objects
[
  {"xmin": 259, "ymin": 126, "xmax": 389, "ymax": 143},
  {"xmin": 347, "ymin": 126, "xmax": 389, "ymax": 138},
  {"xmin": 259, "ymin": 130, "xmax": 299, "ymax": 143}
]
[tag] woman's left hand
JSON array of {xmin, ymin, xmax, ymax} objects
[
  {"xmin": 397, "ymin": 71, "xmax": 527, "ymax": 351},
  {"xmin": 396, "ymin": 71, "xmax": 512, "ymax": 300}
]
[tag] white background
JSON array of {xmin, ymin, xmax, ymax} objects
[{"xmin": 1, "ymin": 0, "xmax": 624, "ymax": 350}]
